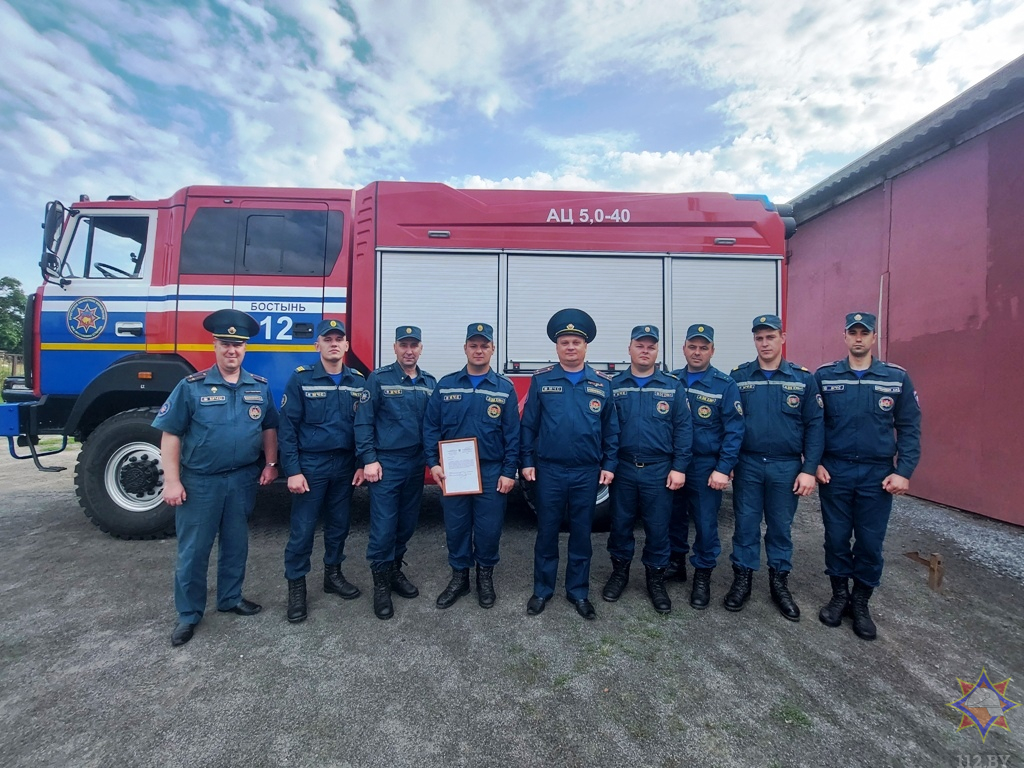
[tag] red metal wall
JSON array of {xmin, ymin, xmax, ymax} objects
[{"xmin": 787, "ymin": 113, "xmax": 1024, "ymax": 526}]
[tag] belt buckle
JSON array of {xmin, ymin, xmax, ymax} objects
[{"xmin": 634, "ymin": 460, "xmax": 646, "ymax": 468}]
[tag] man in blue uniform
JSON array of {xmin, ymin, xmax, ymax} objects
[
  {"xmin": 727, "ymin": 314, "xmax": 823, "ymax": 621},
  {"xmin": 155, "ymin": 309, "xmax": 279, "ymax": 647},
  {"xmin": 815, "ymin": 312, "xmax": 921, "ymax": 640},
  {"xmin": 667, "ymin": 324, "xmax": 744, "ymax": 610},
  {"xmin": 423, "ymin": 323, "xmax": 521, "ymax": 610},
  {"xmin": 278, "ymin": 319, "xmax": 365, "ymax": 624},
  {"xmin": 521, "ymin": 308, "xmax": 619, "ymax": 620},
  {"xmin": 602, "ymin": 325, "xmax": 691, "ymax": 614},
  {"xmin": 355, "ymin": 325, "xmax": 436, "ymax": 620}
]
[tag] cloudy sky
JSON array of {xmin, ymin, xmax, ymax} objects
[{"xmin": 1, "ymin": 0, "xmax": 1022, "ymax": 290}]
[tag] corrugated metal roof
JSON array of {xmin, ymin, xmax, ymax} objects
[{"xmin": 789, "ymin": 53, "xmax": 1024, "ymax": 224}]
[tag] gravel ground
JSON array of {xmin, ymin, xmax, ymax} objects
[{"xmin": 0, "ymin": 445, "xmax": 1022, "ymax": 768}]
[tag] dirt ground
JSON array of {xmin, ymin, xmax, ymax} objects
[{"xmin": 0, "ymin": 445, "xmax": 1021, "ymax": 768}]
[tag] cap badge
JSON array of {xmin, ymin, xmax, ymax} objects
[
  {"xmin": 211, "ymin": 387, "xmax": 218, "ymax": 393},
  {"xmin": 567, "ymin": 323, "xmax": 575, "ymax": 330},
  {"xmin": 644, "ymin": 326, "xmax": 651, "ymax": 332},
  {"xmin": 330, "ymin": 320, "xmax": 338, "ymax": 327},
  {"xmin": 227, "ymin": 326, "xmax": 236, "ymax": 335},
  {"xmin": 854, "ymin": 313, "xmax": 863, "ymax": 321},
  {"xmin": 698, "ymin": 326, "xmax": 704, "ymax": 332},
  {"xmin": 477, "ymin": 324, "xmax": 484, "ymax": 331},
  {"xmin": 759, "ymin": 317, "xmax": 766, "ymax": 323}
]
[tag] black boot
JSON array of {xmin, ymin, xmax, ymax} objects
[
  {"xmin": 601, "ymin": 558, "xmax": 631, "ymax": 602},
  {"xmin": 645, "ymin": 566, "xmax": 672, "ymax": 614},
  {"xmin": 768, "ymin": 567, "xmax": 800, "ymax": 622},
  {"xmin": 849, "ymin": 581, "xmax": 877, "ymax": 640},
  {"xmin": 391, "ymin": 559, "xmax": 419, "ymax": 599},
  {"xmin": 723, "ymin": 565, "xmax": 753, "ymax": 612},
  {"xmin": 287, "ymin": 577, "xmax": 307, "ymax": 623},
  {"xmin": 818, "ymin": 576, "xmax": 850, "ymax": 627},
  {"xmin": 324, "ymin": 564, "xmax": 360, "ymax": 599},
  {"xmin": 476, "ymin": 565, "xmax": 496, "ymax": 609},
  {"xmin": 436, "ymin": 568, "xmax": 470, "ymax": 609},
  {"xmin": 690, "ymin": 567, "xmax": 713, "ymax": 609},
  {"xmin": 665, "ymin": 553, "xmax": 688, "ymax": 582},
  {"xmin": 371, "ymin": 565, "xmax": 394, "ymax": 620}
]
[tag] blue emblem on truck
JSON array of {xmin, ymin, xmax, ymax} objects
[{"xmin": 66, "ymin": 297, "xmax": 107, "ymax": 340}]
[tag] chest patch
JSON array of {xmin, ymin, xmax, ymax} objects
[
  {"xmin": 443, "ymin": 393, "xmax": 462, "ymax": 402},
  {"xmin": 589, "ymin": 399, "xmax": 602, "ymax": 413},
  {"xmin": 383, "ymin": 388, "xmax": 403, "ymax": 397},
  {"xmin": 781, "ymin": 383, "xmax": 805, "ymax": 392},
  {"xmin": 485, "ymin": 395, "xmax": 507, "ymax": 403},
  {"xmin": 694, "ymin": 394, "xmax": 716, "ymax": 404},
  {"xmin": 878, "ymin": 396, "xmax": 895, "ymax": 411},
  {"xmin": 874, "ymin": 384, "xmax": 902, "ymax": 393},
  {"xmin": 822, "ymin": 384, "xmax": 845, "ymax": 393},
  {"xmin": 697, "ymin": 405, "xmax": 712, "ymax": 419},
  {"xmin": 200, "ymin": 395, "xmax": 226, "ymax": 404},
  {"xmin": 541, "ymin": 385, "xmax": 562, "ymax": 394},
  {"xmin": 737, "ymin": 382, "xmax": 755, "ymax": 392},
  {"xmin": 785, "ymin": 394, "xmax": 801, "ymax": 409},
  {"xmin": 487, "ymin": 404, "xmax": 501, "ymax": 419},
  {"xmin": 656, "ymin": 401, "xmax": 670, "ymax": 415},
  {"xmin": 585, "ymin": 386, "xmax": 605, "ymax": 397},
  {"xmin": 304, "ymin": 391, "xmax": 327, "ymax": 399},
  {"xmin": 248, "ymin": 405, "xmax": 262, "ymax": 420}
]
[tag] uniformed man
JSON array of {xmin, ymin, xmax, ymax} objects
[
  {"xmin": 814, "ymin": 312, "xmax": 921, "ymax": 641},
  {"xmin": 602, "ymin": 325, "xmax": 691, "ymax": 614},
  {"xmin": 355, "ymin": 325, "xmax": 436, "ymax": 620},
  {"xmin": 727, "ymin": 314, "xmax": 823, "ymax": 621},
  {"xmin": 423, "ymin": 323, "xmax": 521, "ymax": 610},
  {"xmin": 667, "ymin": 324, "xmax": 744, "ymax": 610},
  {"xmin": 278, "ymin": 319, "xmax": 365, "ymax": 624},
  {"xmin": 521, "ymin": 309, "xmax": 619, "ymax": 620},
  {"xmin": 155, "ymin": 309, "xmax": 279, "ymax": 647}
]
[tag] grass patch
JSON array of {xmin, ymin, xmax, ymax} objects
[{"xmin": 771, "ymin": 701, "xmax": 812, "ymax": 728}]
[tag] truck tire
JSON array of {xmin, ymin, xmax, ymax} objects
[
  {"xmin": 74, "ymin": 407, "xmax": 174, "ymax": 539},
  {"xmin": 518, "ymin": 477, "xmax": 612, "ymax": 532}
]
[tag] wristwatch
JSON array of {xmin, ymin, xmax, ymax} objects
[{"xmin": 266, "ymin": 462, "xmax": 279, "ymax": 467}]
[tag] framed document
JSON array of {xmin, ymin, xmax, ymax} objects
[{"xmin": 438, "ymin": 437, "xmax": 483, "ymax": 496}]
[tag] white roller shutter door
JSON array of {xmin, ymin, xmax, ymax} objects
[
  {"xmin": 669, "ymin": 258, "xmax": 780, "ymax": 373},
  {"xmin": 377, "ymin": 251, "xmax": 499, "ymax": 378},
  {"xmin": 505, "ymin": 255, "xmax": 664, "ymax": 371}
]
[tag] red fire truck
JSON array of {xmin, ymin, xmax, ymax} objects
[{"xmin": 0, "ymin": 182, "xmax": 794, "ymax": 538}]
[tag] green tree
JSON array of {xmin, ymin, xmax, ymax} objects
[{"xmin": 0, "ymin": 277, "xmax": 27, "ymax": 352}]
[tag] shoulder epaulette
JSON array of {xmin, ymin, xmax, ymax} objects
[
  {"xmin": 495, "ymin": 371, "xmax": 512, "ymax": 382},
  {"xmin": 595, "ymin": 370, "xmax": 615, "ymax": 380},
  {"xmin": 664, "ymin": 371, "xmax": 680, "ymax": 381},
  {"xmin": 815, "ymin": 360, "xmax": 842, "ymax": 371},
  {"xmin": 351, "ymin": 368, "xmax": 365, "ymax": 377},
  {"xmin": 185, "ymin": 369, "xmax": 208, "ymax": 383},
  {"xmin": 372, "ymin": 365, "xmax": 390, "ymax": 374},
  {"xmin": 252, "ymin": 373, "xmax": 269, "ymax": 384},
  {"xmin": 790, "ymin": 362, "xmax": 810, "ymax": 372},
  {"xmin": 882, "ymin": 361, "xmax": 907, "ymax": 371},
  {"xmin": 534, "ymin": 364, "xmax": 555, "ymax": 375},
  {"xmin": 294, "ymin": 364, "xmax": 313, "ymax": 373}
]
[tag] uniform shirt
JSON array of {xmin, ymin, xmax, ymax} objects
[
  {"xmin": 520, "ymin": 363, "xmax": 619, "ymax": 472},
  {"xmin": 814, "ymin": 357, "xmax": 922, "ymax": 477},
  {"xmin": 153, "ymin": 365, "xmax": 279, "ymax": 475},
  {"xmin": 277, "ymin": 361, "xmax": 365, "ymax": 477},
  {"xmin": 611, "ymin": 369, "xmax": 693, "ymax": 472},
  {"xmin": 731, "ymin": 359, "xmax": 825, "ymax": 475},
  {"xmin": 670, "ymin": 365, "xmax": 744, "ymax": 475},
  {"xmin": 422, "ymin": 367, "xmax": 521, "ymax": 479},
  {"xmin": 354, "ymin": 361, "xmax": 436, "ymax": 464}
]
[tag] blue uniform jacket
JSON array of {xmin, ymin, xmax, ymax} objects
[
  {"xmin": 814, "ymin": 357, "xmax": 922, "ymax": 478},
  {"xmin": 731, "ymin": 359, "xmax": 825, "ymax": 475},
  {"xmin": 153, "ymin": 365, "xmax": 279, "ymax": 474},
  {"xmin": 520, "ymin": 364, "xmax": 619, "ymax": 472},
  {"xmin": 354, "ymin": 361, "xmax": 436, "ymax": 464},
  {"xmin": 611, "ymin": 369, "xmax": 693, "ymax": 473},
  {"xmin": 422, "ymin": 367, "xmax": 521, "ymax": 479},
  {"xmin": 277, "ymin": 361, "xmax": 365, "ymax": 477},
  {"xmin": 670, "ymin": 366, "xmax": 744, "ymax": 475}
]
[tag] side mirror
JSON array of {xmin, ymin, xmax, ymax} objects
[{"xmin": 43, "ymin": 201, "xmax": 66, "ymax": 255}]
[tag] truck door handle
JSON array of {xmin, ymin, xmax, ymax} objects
[{"xmin": 115, "ymin": 322, "xmax": 144, "ymax": 337}]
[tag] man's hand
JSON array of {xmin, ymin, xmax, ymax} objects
[
  {"xmin": 882, "ymin": 473, "xmax": 910, "ymax": 495},
  {"xmin": 258, "ymin": 465, "xmax": 279, "ymax": 486},
  {"xmin": 497, "ymin": 476, "xmax": 515, "ymax": 494},
  {"xmin": 815, "ymin": 464, "xmax": 830, "ymax": 484},
  {"xmin": 430, "ymin": 465, "xmax": 445, "ymax": 486},
  {"xmin": 666, "ymin": 470, "xmax": 686, "ymax": 491},
  {"xmin": 599, "ymin": 470, "xmax": 614, "ymax": 486},
  {"xmin": 163, "ymin": 479, "xmax": 186, "ymax": 506},
  {"xmin": 708, "ymin": 470, "xmax": 730, "ymax": 491},
  {"xmin": 363, "ymin": 461, "xmax": 383, "ymax": 483},
  {"xmin": 352, "ymin": 468, "xmax": 365, "ymax": 487},
  {"xmin": 793, "ymin": 472, "xmax": 816, "ymax": 496},
  {"xmin": 288, "ymin": 473, "xmax": 309, "ymax": 494},
  {"xmin": 522, "ymin": 467, "xmax": 536, "ymax": 482}
]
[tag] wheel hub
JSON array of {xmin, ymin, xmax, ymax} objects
[{"xmin": 119, "ymin": 454, "xmax": 161, "ymax": 496}]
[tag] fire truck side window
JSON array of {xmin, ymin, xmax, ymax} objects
[
  {"xmin": 180, "ymin": 208, "xmax": 343, "ymax": 276},
  {"xmin": 62, "ymin": 215, "xmax": 148, "ymax": 279}
]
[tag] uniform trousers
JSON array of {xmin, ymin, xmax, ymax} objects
[
  {"xmin": 284, "ymin": 449, "xmax": 356, "ymax": 580},
  {"xmin": 730, "ymin": 454, "xmax": 801, "ymax": 572},
  {"xmin": 669, "ymin": 456, "xmax": 723, "ymax": 569},
  {"xmin": 607, "ymin": 458, "xmax": 672, "ymax": 568},
  {"xmin": 533, "ymin": 463, "xmax": 600, "ymax": 602},
  {"xmin": 366, "ymin": 448, "xmax": 425, "ymax": 570},
  {"xmin": 175, "ymin": 465, "xmax": 259, "ymax": 624},
  {"xmin": 818, "ymin": 458, "xmax": 893, "ymax": 588},
  {"xmin": 442, "ymin": 461, "xmax": 507, "ymax": 570}
]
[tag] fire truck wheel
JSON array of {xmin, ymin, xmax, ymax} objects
[
  {"xmin": 517, "ymin": 477, "xmax": 612, "ymax": 532},
  {"xmin": 74, "ymin": 408, "xmax": 175, "ymax": 539}
]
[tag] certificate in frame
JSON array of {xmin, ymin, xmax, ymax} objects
[{"xmin": 438, "ymin": 437, "xmax": 483, "ymax": 496}]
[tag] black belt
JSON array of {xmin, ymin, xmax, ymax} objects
[{"xmin": 623, "ymin": 455, "xmax": 671, "ymax": 468}]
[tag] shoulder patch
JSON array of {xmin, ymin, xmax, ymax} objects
[
  {"xmin": 294, "ymin": 364, "xmax": 313, "ymax": 373},
  {"xmin": 185, "ymin": 369, "xmax": 208, "ymax": 383},
  {"xmin": 251, "ymin": 373, "xmax": 268, "ymax": 383}
]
